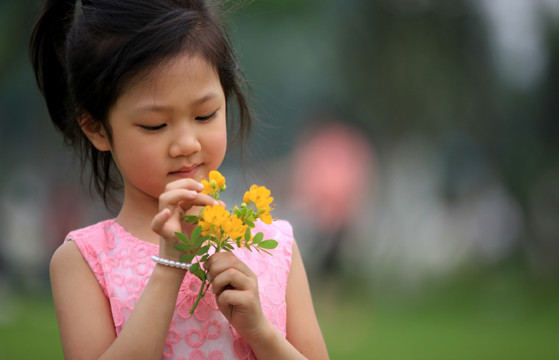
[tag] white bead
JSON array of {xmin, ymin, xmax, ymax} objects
[{"xmin": 151, "ymin": 255, "xmax": 190, "ymax": 270}]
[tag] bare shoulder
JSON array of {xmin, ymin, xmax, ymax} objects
[
  {"xmin": 50, "ymin": 239, "xmax": 107, "ymax": 302},
  {"xmin": 50, "ymin": 240, "xmax": 95, "ymax": 283},
  {"xmin": 51, "ymin": 241, "xmax": 84, "ymax": 270},
  {"xmin": 50, "ymin": 240, "xmax": 116, "ymax": 358}
]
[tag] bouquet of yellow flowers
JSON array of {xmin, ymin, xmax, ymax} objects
[{"xmin": 173, "ymin": 170, "xmax": 278, "ymax": 314}]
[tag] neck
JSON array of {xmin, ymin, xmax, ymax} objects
[{"xmin": 116, "ymin": 192, "xmax": 160, "ymax": 244}]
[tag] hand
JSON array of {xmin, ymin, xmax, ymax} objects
[
  {"xmin": 205, "ymin": 252, "xmax": 270, "ymax": 342},
  {"xmin": 151, "ymin": 178, "xmax": 217, "ymax": 260}
]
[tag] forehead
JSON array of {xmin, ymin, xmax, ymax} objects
[
  {"xmin": 113, "ymin": 53, "xmax": 223, "ymax": 110},
  {"xmin": 127, "ymin": 53, "xmax": 219, "ymax": 92}
]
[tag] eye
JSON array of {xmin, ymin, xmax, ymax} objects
[
  {"xmin": 140, "ymin": 124, "xmax": 167, "ymax": 131},
  {"xmin": 195, "ymin": 111, "xmax": 217, "ymax": 122}
]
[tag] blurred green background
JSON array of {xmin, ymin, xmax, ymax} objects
[{"xmin": 1, "ymin": 0, "xmax": 559, "ymax": 359}]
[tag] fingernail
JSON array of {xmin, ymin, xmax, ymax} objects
[
  {"xmin": 189, "ymin": 190, "xmax": 198, "ymax": 197},
  {"xmin": 195, "ymin": 182, "xmax": 204, "ymax": 191}
]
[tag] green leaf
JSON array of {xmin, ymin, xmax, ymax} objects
[
  {"xmin": 258, "ymin": 239, "xmax": 278, "ymax": 249},
  {"xmin": 175, "ymin": 232, "xmax": 190, "ymax": 244},
  {"xmin": 200, "ymin": 254, "xmax": 209, "ymax": 262},
  {"xmin": 190, "ymin": 262, "xmax": 200, "ymax": 273},
  {"xmin": 245, "ymin": 219, "xmax": 255, "ymax": 228},
  {"xmin": 189, "ymin": 262, "xmax": 206, "ymax": 280},
  {"xmin": 174, "ymin": 243, "xmax": 192, "ymax": 252},
  {"xmin": 252, "ymin": 232, "xmax": 264, "ymax": 244},
  {"xmin": 190, "ymin": 226, "xmax": 202, "ymax": 242},
  {"xmin": 181, "ymin": 215, "xmax": 199, "ymax": 222},
  {"xmin": 244, "ymin": 227, "xmax": 252, "ymax": 242},
  {"xmin": 182, "ymin": 214, "xmax": 199, "ymax": 224},
  {"xmin": 196, "ymin": 245, "xmax": 210, "ymax": 255},
  {"xmin": 179, "ymin": 253, "xmax": 196, "ymax": 263}
]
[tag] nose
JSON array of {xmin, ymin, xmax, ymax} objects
[{"xmin": 169, "ymin": 122, "xmax": 201, "ymax": 158}]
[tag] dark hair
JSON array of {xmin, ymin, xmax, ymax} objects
[{"xmin": 29, "ymin": 0, "xmax": 251, "ymax": 207}]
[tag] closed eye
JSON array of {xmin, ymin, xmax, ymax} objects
[
  {"xmin": 195, "ymin": 111, "xmax": 217, "ymax": 122},
  {"xmin": 140, "ymin": 124, "xmax": 167, "ymax": 131}
]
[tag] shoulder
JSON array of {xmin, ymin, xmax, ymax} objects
[
  {"xmin": 50, "ymin": 236, "xmax": 116, "ymax": 358},
  {"xmin": 57, "ymin": 219, "xmax": 117, "ymax": 292},
  {"xmin": 51, "ymin": 240, "xmax": 83, "ymax": 268},
  {"xmin": 64, "ymin": 219, "xmax": 117, "ymax": 256},
  {"xmin": 65, "ymin": 219, "xmax": 115, "ymax": 243},
  {"xmin": 50, "ymin": 240, "xmax": 94, "ymax": 285}
]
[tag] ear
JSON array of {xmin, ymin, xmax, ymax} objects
[{"xmin": 79, "ymin": 113, "xmax": 111, "ymax": 151}]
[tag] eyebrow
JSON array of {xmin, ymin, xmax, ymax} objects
[{"xmin": 134, "ymin": 92, "xmax": 220, "ymax": 113}]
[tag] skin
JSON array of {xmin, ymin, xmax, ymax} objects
[{"xmin": 50, "ymin": 53, "xmax": 329, "ymax": 359}]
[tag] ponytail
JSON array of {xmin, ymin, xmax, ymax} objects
[{"xmin": 29, "ymin": 0, "xmax": 76, "ymax": 135}]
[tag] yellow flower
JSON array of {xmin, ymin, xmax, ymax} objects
[
  {"xmin": 198, "ymin": 204, "xmax": 230, "ymax": 237},
  {"xmin": 175, "ymin": 171, "xmax": 278, "ymax": 316},
  {"xmin": 259, "ymin": 211, "xmax": 273, "ymax": 225},
  {"xmin": 201, "ymin": 170, "xmax": 226, "ymax": 196},
  {"xmin": 201, "ymin": 179, "xmax": 213, "ymax": 195},
  {"xmin": 243, "ymin": 185, "xmax": 274, "ymax": 211},
  {"xmin": 210, "ymin": 170, "xmax": 226, "ymax": 189},
  {"xmin": 223, "ymin": 214, "xmax": 248, "ymax": 243},
  {"xmin": 243, "ymin": 185, "xmax": 274, "ymax": 224}
]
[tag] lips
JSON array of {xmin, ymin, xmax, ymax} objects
[{"xmin": 169, "ymin": 164, "xmax": 201, "ymax": 178}]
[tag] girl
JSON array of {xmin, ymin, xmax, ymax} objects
[{"xmin": 29, "ymin": 0, "xmax": 329, "ymax": 359}]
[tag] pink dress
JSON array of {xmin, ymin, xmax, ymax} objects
[{"xmin": 64, "ymin": 219, "xmax": 294, "ymax": 360}]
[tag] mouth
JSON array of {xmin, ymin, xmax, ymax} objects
[{"xmin": 169, "ymin": 164, "xmax": 201, "ymax": 178}]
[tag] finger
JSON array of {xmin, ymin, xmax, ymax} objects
[
  {"xmin": 210, "ymin": 268, "xmax": 255, "ymax": 296},
  {"xmin": 164, "ymin": 178, "xmax": 205, "ymax": 192},
  {"xmin": 159, "ymin": 189, "xmax": 217, "ymax": 212},
  {"xmin": 216, "ymin": 287, "xmax": 259, "ymax": 310},
  {"xmin": 204, "ymin": 252, "xmax": 232, "ymax": 272},
  {"xmin": 151, "ymin": 208, "xmax": 171, "ymax": 236},
  {"xmin": 190, "ymin": 192, "xmax": 219, "ymax": 207},
  {"xmin": 205, "ymin": 253, "xmax": 255, "ymax": 285}
]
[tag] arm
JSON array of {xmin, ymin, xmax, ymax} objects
[
  {"xmin": 205, "ymin": 240, "xmax": 329, "ymax": 359},
  {"xmin": 51, "ymin": 242, "xmax": 186, "ymax": 359},
  {"xmin": 51, "ymin": 179, "xmax": 216, "ymax": 359},
  {"xmin": 285, "ymin": 240, "xmax": 329, "ymax": 359}
]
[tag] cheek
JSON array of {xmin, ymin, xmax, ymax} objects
[
  {"xmin": 207, "ymin": 128, "xmax": 227, "ymax": 167},
  {"xmin": 111, "ymin": 138, "xmax": 163, "ymax": 177}
]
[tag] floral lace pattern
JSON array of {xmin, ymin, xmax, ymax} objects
[{"xmin": 65, "ymin": 219, "xmax": 293, "ymax": 360}]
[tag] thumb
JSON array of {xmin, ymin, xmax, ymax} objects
[{"xmin": 151, "ymin": 208, "xmax": 172, "ymax": 238}]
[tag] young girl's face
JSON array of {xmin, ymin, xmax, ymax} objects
[{"xmin": 105, "ymin": 54, "xmax": 227, "ymax": 203}]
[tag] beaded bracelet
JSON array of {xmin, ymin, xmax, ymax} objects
[{"xmin": 151, "ymin": 255, "xmax": 191, "ymax": 270}]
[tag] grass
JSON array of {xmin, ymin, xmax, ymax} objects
[
  {"xmin": 0, "ymin": 291, "xmax": 62, "ymax": 359},
  {"xmin": 1, "ymin": 266, "xmax": 558, "ymax": 359},
  {"xmin": 316, "ymin": 267, "xmax": 559, "ymax": 360}
]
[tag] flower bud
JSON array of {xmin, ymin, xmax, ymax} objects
[{"xmin": 210, "ymin": 179, "xmax": 217, "ymax": 188}]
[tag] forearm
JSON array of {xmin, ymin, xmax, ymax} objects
[{"xmin": 99, "ymin": 264, "xmax": 185, "ymax": 360}]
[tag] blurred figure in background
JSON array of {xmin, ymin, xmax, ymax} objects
[{"xmin": 289, "ymin": 113, "xmax": 376, "ymax": 276}]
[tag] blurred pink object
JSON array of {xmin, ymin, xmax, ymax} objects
[{"xmin": 290, "ymin": 122, "xmax": 375, "ymax": 230}]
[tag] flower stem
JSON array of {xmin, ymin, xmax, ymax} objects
[{"xmin": 189, "ymin": 273, "xmax": 211, "ymax": 314}]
